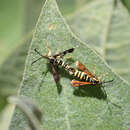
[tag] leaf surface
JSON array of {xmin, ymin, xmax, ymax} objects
[
  {"xmin": 67, "ymin": 0, "xmax": 130, "ymax": 83},
  {"xmin": 10, "ymin": 0, "xmax": 130, "ymax": 129}
]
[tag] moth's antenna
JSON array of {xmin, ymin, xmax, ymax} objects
[
  {"xmin": 31, "ymin": 49, "xmax": 48, "ymax": 66},
  {"xmin": 31, "ymin": 57, "xmax": 43, "ymax": 65},
  {"xmin": 102, "ymin": 79, "xmax": 114, "ymax": 84},
  {"xmin": 34, "ymin": 48, "xmax": 43, "ymax": 57}
]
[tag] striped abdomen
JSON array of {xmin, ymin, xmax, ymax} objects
[
  {"xmin": 57, "ymin": 59, "xmax": 72, "ymax": 71},
  {"xmin": 50, "ymin": 58, "xmax": 72, "ymax": 72},
  {"xmin": 72, "ymin": 70, "xmax": 90, "ymax": 81},
  {"xmin": 71, "ymin": 70, "xmax": 99, "ymax": 84}
]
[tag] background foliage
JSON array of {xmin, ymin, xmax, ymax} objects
[{"xmin": 0, "ymin": 0, "xmax": 130, "ymax": 129}]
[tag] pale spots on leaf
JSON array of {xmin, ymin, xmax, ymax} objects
[{"xmin": 48, "ymin": 24, "xmax": 56, "ymax": 30}]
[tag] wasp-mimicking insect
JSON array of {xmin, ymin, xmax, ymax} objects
[
  {"xmin": 32, "ymin": 46, "xmax": 113, "ymax": 86},
  {"xmin": 31, "ymin": 47, "xmax": 74, "ymax": 83},
  {"xmin": 69, "ymin": 61, "xmax": 113, "ymax": 87}
]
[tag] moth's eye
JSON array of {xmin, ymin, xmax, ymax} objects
[{"xmin": 50, "ymin": 58, "xmax": 54, "ymax": 63}]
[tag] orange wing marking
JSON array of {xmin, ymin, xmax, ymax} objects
[
  {"xmin": 76, "ymin": 61, "xmax": 96, "ymax": 78},
  {"xmin": 71, "ymin": 80, "xmax": 93, "ymax": 87}
]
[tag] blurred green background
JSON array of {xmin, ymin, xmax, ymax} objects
[
  {"xmin": 0, "ymin": 0, "xmax": 23, "ymax": 64},
  {"xmin": 0, "ymin": 0, "xmax": 129, "ymax": 129}
]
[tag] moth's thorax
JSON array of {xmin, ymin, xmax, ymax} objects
[
  {"xmin": 91, "ymin": 77, "xmax": 100, "ymax": 84},
  {"xmin": 49, "ymin": 57, "xmax": 55, "ymax": 64}
]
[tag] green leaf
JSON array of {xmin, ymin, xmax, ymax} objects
[
  {"xmin": 121, "ymin": 0, "xmax": 130, "ymax": 13},
  {"xmin": 0, "ymin": 40, "xmax": 30, "ymax": 96},
  {"xmin": 0, "ymin": 95, "xmax": 7, "ymax": 113},
  {"xmin": 0, "ymin": 37, "xmax": 30, "ymax": 114},
  {"xmin": 57, "ymin": 0, "xmax": 76, "ymax": 15},
  {"xmin": 0, "ymin": 0, "xmax": 43, "ymax": 116},
  {"xmin": 8, "ymin": 96, "xmax": 42, "ymax": 130},
  {"xmin": 67, "ymin": 0, "xmax": 130, "ymax": 83},
  {"xmin": 10, "ymin": 0, "xmax": 130, "ymax": 129},
  {"xmin": 24, "ymin": 0, "xmax": 46, "ymax": 33},
  {"xmin": 0, "ymin": 0, "xmax": 24, "ymax": 64},
  {"xmin": 57, "ymin": 0, "xmax": 94, "ymax": 16}
]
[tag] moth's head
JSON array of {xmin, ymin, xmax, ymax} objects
[{"xmin": 91, "ymin": 77, "xmax": 101, "ymax": 84}]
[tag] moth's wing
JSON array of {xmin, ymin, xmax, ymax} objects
[
  {"xmin": 76, "ymin": 61, "xmax": 95, "ymax": 78},
  {"xmin": 50, "ymin": 63, "xmax": 59, "ymax": 83},
  {"xmin": 71, "ymin": 80, "xmax": 93, "ymax": 87},
  {"xmin": 53, "ymin": 48, "xmax": 74, "ymax": 59}
]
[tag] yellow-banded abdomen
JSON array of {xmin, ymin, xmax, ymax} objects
[
  {"xmin": 51, "ymin": 58, "xmax": 72, "ymax": 72},
  {"xmin": 70, "ymin": 69, "xmax": 99, "ymax": 84}
]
